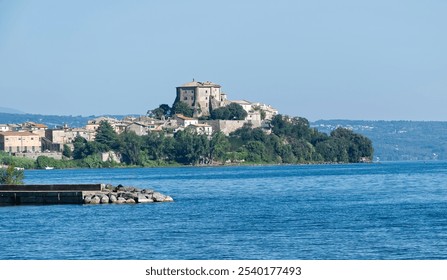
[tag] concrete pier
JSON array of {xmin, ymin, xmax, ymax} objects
[{"xmin": 0, "ymin": 184, "xmax": 103, "ymax": 206}]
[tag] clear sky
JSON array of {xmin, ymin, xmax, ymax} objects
[{"xmin": 0, "ymin": 0, "xmax": 446, "ymax": 121}]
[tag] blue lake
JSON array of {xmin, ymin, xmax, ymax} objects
[{"xmin": 1, "ymin": 161, "xmax": 447, "ymax": 259}]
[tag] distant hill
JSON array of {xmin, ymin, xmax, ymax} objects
[
  {"xmin": 0, "ymin": 107, "xmax": 25, "ymax": 114},
  {"xmin": 311, "ymin": 120, "xmax": 447, "ymax": 161},
  {"xmin": 0, "ymin": 112, "xmax": 136, "ymax": 129}
]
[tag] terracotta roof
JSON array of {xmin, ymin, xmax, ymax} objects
[
  {"xmin": 33, "ymin": 123, "xmax": 48, "ymax": 129},
  {"xmin": 175, "ymin": 114, "xmax": 196, "ymax": 121},
  {"xmin": 0, "ymin": 131, "xmax": 37, "ymax": 137}
]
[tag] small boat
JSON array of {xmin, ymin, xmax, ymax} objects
[{"xmin": 45, "ymin": 166, "xmax": 54, "ymax": 170}]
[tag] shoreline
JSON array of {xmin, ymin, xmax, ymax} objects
[{"xmin": 17, "ymin": 160, "xmax": 379, "ymax": 171}]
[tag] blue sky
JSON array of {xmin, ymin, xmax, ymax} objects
[{"xmin": 0, "ymin": 0, "xmax": 446, "ymax": 120}]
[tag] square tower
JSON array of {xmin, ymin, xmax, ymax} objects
[{"xmin": 176, "ymin": 80, "xmax": 227, "ymax": 117}]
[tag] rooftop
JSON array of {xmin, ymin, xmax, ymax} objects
[
  {"xmin": 231, "ymin": 100, "xmax": 252, "ymax": 105},
  {"xmin": 190, "ymin": 123, "xmax": 212, "ymax": 127},
  {"xmin": 179, "ymin": 80, "xmax": 221, "ymax": 88},
  {"xmin": 0, "ymin": 131, "xmax": 37, "ymax": 137},
  {"xmin": 175, "ymin": 114, "xmax": 197, "ymax": 121}
]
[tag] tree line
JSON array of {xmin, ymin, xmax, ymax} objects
[
  {"xmin": 70, "ymin": 114, "xmax": 373, "ymax": 167},
  {"xmin": 0, "ymin": 114, "xmax": 373, "ymax": 170}
]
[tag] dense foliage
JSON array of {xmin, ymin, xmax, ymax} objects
[
  {"xmin": 171, "ymin": 101, "xmax": 194, "ymax": 117},
  {"xmin": 313, "ymin": 120, "xmax": 447, "ymax": 161},
  {"xmin": 0, "ymin": 116, "xmax": 373, "ymax": 169},
  {"xmin": 4, "ymin": 111, "xmax": 445, "ymax": 161},
  {"xmin": 0, "ymin": 165, "xmax": 24, "ymax": 185},
  {"xmin": 210, "ymin": 103, "xmax": 247, "ymax": 120},
  {"xmin": 69, "ymin": 116, "xmax": 373, "ymax": 166}
]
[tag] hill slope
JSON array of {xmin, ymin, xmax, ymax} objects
[{"xmin": 312, "ymin": 120, "xmax": 447, "ymax": 161}]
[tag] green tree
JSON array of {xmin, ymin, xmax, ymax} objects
[
  {"xmin": 72, "ymin": 136, "xmax": 108, "ymax": 160},
  {"xmin": 244, "ymin": 141, "xmax": 267, "ymax": 162},
  {"xmin": 35, "ymin": 156, "xmax": 57, "ymax": 169},
  {"xmin": 62, "ymin": 144, "xmax": 72, "ymax": 158},
  {"xmin": 174, "ymin": 130, "xmax": 209, "ymax": 165},
  {"xmin": 72, "ymin": 136, "xmax": 88, "ymax": 160},
  {"xmin": 172, "ymin": 101, "xmax": 194, "ymax": 117},
  {"xmin": 120, "ymin": 131, "xmax": 142, "ymax": 165},
  {"xmin": 159, "ymin": 104, "xmax": 171, "ymax": 116},
  {"xmin": 0, "ymin": 165, "xmax": 24, "ymax": 185},
  {"xmin": 330, "ymin": 127, "xmax": 373, "ymax": 162},
  {"xmin": 95, "ymin": 121, "xmax": 120, "ymax": 151},
  {"xmin": 142, "ymin": 132, "xmax": 166, "ymax": 161},
  {"xmin": 210, "ymin": 103, "xmax": 247, "ymax": 120},
  {"xmin": 209, "ymin": 132, "xmax": 230, "ymax": 163}
]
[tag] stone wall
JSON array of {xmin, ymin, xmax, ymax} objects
[{"xmin": 204, "ymin": 120, "xmax": 246, "ymax": 135}]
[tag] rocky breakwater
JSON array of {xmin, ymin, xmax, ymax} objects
[{"xmin": 83, "ymin": 184, "xmax": 173, "ymax": 205}]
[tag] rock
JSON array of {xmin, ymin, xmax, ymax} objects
[
  {"xmin": 109, "ymin": 194, "xmax": 117, "ymax": 203},
  {"xmin": 82, "ymin": 184, "xmax": 172, "ymax": 205},
  {"xmin": 142, "ymin": 189, "xmax": 154, "ymax": 195},
  {"xmin": 104, "ymin": 184, "xmax": 114, "ymax": 191},
  {"xmin": 152, "ymin": 192, "xmax": 166, "ymax": 202},
  {"xmin": 83, "ymin": 195, "xmax": 92, "ymax": 204},
  {"xmin": 123, "ymin": 192, "xmax": 138, "ymax": 200},
  {"xmin": 90, "ymin": 196, "xmax": 101, "ymax": 204},
  {"xmin": 137, "ymin": 193, "xmax": 153, "ymax": 203},
  {"xmin": 100, "ymin": 195, "xmax": 110, "ymax": 204},
  {"xmin": 125, "ymin": 198, "xmax": 136, "ymax": 204},
  {"xmin": 115, "ymin": 197, "xmax": 126, "ymax": 204}
]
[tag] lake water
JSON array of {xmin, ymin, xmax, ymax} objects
[{"xmin": 1, "ymin": 161, "xmax": 447, "ymax": 260}]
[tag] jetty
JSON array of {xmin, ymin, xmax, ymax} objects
[{"xmin": 0, "ymin": 184, "xmax": 173, "ymax": 206}]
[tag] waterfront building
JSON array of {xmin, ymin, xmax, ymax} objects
[{"xmin": 0, "ymin": 131, "xmax": 41, "ymax": 153}]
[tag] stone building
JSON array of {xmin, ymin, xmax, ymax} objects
[
  {"xmin": 174, "ymin": 114, "xmax": 198, "ymax": 127},
  {"xmin": 187, "ymin": 123, "xmax": 213, "ymax": 136},
  {"xmin": 46, "ymin": 127, "xmax": 96, "ymax": 145},
  {"xmin": 0, "ymin": 131, "xmax": 41, "ymax": 153},
  {"xmin": 176, "ymin": 80, "xmax": 228, "ymax": 117},
  {"xmin": 21, "ymin": 122, "xmax": 48, "ymax": 138}
]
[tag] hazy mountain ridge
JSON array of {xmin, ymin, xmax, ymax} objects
[
  {"xmin": 312, "ymin": 120, "xmax": 447, "ymax": 161},
  {"xmin": 0, "ymin": 107, "xmax": 25, "ymax": 114},
  {"xmin": 0, "ymin": 112, "xmax": 133, "ymax": 129}
]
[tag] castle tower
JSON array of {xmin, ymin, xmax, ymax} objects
[{"xmin": 176, "ymin": 80, "xmax": 227, "ymax": 117}]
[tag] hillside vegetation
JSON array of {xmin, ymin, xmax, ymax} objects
[
  {"xmin": 63, "ymin": 115, "xmax": 373, "ymax": 167},
  {"xmin": 312, "ymin": 120, "xmax": 447, "ymax": 161}
]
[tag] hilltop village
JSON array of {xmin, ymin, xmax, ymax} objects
[
  {"xmin": 1, "ymin": 80, "xmax": 373, "ymax": 168},
  {"xmin": 0, "ymin": 81, "xmax": 277, "ymax": 161}
]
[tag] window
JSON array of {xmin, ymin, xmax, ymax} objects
[
  {"xmin": 184, "ymin": 96, "xmax": 188, "ymax": 100},
  {"xmin": 32, "ymin": 146, "xmax": 35, "ymax": 152}
]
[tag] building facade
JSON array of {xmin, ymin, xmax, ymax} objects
[
  {"xmin": 0, "ymin": 131, "xmax": 41, "ymax": 153},
  {"xmin": 174, "ymin": 114, "xmax": 199, "ymax": 127},
  {"xmin": 176, "ymin": 80, "xmax": 228, "ymax": 117}
]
